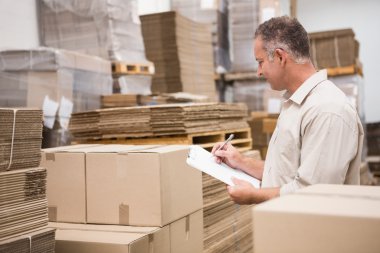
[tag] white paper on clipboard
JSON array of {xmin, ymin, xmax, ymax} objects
[{"xmin": 186, "ymin": 145, "xmax": 260, "ymax": 188}]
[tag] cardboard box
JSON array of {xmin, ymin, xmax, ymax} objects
[
  {"xmin": 253, "ymin": 184, "xmax": 380, "ymax": 253},
  {"xmin": 40, "ymin": 144, "xmax": 203, "ymax": 226},
  {"xmin": 51, "ymin": 209, "xmax": 203, "ymax": 253}
]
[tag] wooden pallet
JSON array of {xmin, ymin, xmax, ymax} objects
[
  {"xmin": 326, "ymin": 64, "xmax": 363, "ymax": 77},
  {"xmin": 112, "ymin": 61, "xmax": 155, "ymax": 76},
  {"xmin": 74, "ymin": 128, "xmax": 252, "ymax": 152}
]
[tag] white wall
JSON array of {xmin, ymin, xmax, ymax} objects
[
  {"xmin": 297, "ymin": 0, "xmax": 380, "ymax": 123},
  {"xmin": 138, "ymin": 0, "xmax": 170, "ymax": 15},
  {"xmin": 0, "ymin": 0, "xmax": 39, "ymax": 49}
]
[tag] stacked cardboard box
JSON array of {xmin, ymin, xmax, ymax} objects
[
  {"xmin": 50, "ymin": 210, "xmax": 203, "ymax": 253},
  {"xmin": 253, "ymin": 184, "xmax": 380, "ymax": 253},
  {"xmin": 228, "ymin": 0, "xmax": 260, "ymax": 72},
  {"xmin": 0, "ymin": 48, "xmax": 112, "ymax": 148},
  {"xmin": 141, "ymin": 11, "xmax": 217, "ymax": 100},
  {"xmin": 69, "ymin": 103, "xmax": 249, "ymax": 140},
  {"xmin": 0, "ymin": 228, "xmax": 55, "ymax": 253},
  {"xmin": 309, "ymin": 28, "xmax": 359, "ymax": 69},
  {"xmin": 40, "ymin": 144, "xmax": 204, "ymax": 251},
  {"xmin": 248, "ymin": 112, "xmax": 278, "ymax": 159},
  {"xmin": 171, "ymin": 0, "xmax": 230, "ymax": 72},
  {"xmin": 0, "ymin": 108, "xmax": 55, "ymax": 252}
]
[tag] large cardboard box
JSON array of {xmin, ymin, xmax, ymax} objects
[
  {"xmin": 253, "ymin": 184, "xmax": 380, "ymax": 253},
  {"xmin": 40, "ymin": 144, "xmax": 203, "ymax": 226},
  {"xmin": 51, "ymin": 209, "xmax": 203, "ymax": 253}
]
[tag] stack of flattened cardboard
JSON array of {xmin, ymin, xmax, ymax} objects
[
  {"xmin": 150, "ymin": 103, "xmax": 221, "ymax": 135},
  {"xmin": 141, "ymin": 11, "xmax": 217, "ymax": 100},
  {"xmin": 228, "ymin": 0, "xmax": 259, "ymax": 72},
  {"xmin": 70, "ymin": 103, "xmax": 249, "ymax": 140},
  {"xmin": 69, "ymin": 107, "xmax": 152, "ymax": 140},
  {"xmin": 0, "ymin": 228, "xmax": 55, "ymax": 253},
  {"xmin": 309, "ymin": 28, "xmax": 358, "ymax": 69},
  {"xmin": 170, "ymin": 0, "xmax": 230, "ymax": 72},
  {"xmin": 0, "ymin": 108, "xmax": 42, "ymax": 171},
  {"xmin": 202, "ymin": 176, "xmax": 254, "ymax": 253},
  {"xmin": 0, "ymin": 168, "xmax": 48, "ymax": 240}
]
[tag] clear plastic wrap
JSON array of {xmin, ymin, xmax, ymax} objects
[
  {"xmin": 38, "ymin": 0, "xmax": 148, "ymax": 63},
  {"xmin": 0, "ymin": 47, "xmax": 113, "ymax": 147},
  {"xmin": 228, "ymin": 0, "xmax": 260, "ymax": 72}
]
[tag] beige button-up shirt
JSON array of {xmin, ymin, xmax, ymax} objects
[{"xmin": 261, "ymin": 70, "xmax": 364, "ymax": 195}]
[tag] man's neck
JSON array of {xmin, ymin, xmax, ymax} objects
[{"xmin": 286, "ymin": 62, "xmax": 316, "ymax": 95}]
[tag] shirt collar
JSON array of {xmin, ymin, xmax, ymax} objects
[{"xmin": 285, "ymin": 69, "xmax": 328, "ymax": 105}]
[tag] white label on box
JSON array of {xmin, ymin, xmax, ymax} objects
[
  {"xmin": 43, "ymin": 95, "xmax": 59, "ymax": 129},
  {"xmin": 59, "ymin": 96, "xmax": 73, "ymax": 130}
]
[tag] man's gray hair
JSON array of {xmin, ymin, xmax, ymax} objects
[{"xmin": 255, "ymin": 16, "xmax": 311, "ymax": 64}]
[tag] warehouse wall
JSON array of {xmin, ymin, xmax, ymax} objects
[
  {"xmin": 297, "ymin": 0, "xmax": 380, "ymax": 123},
  {"xmin": 0, "ymin": 0, "xmax": 39, "ymax": 49}
]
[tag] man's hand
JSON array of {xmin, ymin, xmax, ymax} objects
[
  {"xmin": 211, "ymin": 142, "xmax": 244, "ymax": 170},
  {"xmin": 227, "ymin": 177, "xmax": 280, "ymax": 204}
]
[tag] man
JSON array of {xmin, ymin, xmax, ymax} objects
[{"xmin": 212, "ymin": 16, "xmax": 364, "ymax": 204}]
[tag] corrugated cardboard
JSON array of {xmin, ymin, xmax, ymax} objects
[
  {"xmin": 253, "ymin": 184, "xmax": 380, "ymax": 253},
  {"xmin": 51, "ymin": 209, "xmax": 203, "ymax": 253},
  {"xmin": 41, "ymin": 144, "xmax": 203, "ymax": 226}
]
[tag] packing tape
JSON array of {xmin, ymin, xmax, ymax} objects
[
  {"xmin": 6, "ymin": 109, "xmax": 18, "ymax": 171},
  {"xmin": 185, "ymin": 215, "xmax": 190, "ymax": 241},
  {"xmin": 119, "ymin": 203, "xmax": 129, "ymax": 225},
  {"xmin": 45, "ymin": 153, "xmax": 56, "ymax": 161},
  {"xmin": 334, "ymin": 37, "xmax": 341, "ymax": 67},
  {"xmin": 148, "ymin": 234, "xmax": 154, "ymax": 253},
  {"xmin": 48, "ymin": 206, "xmax": 58, "ymax": 222}
]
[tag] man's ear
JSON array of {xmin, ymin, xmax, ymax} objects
[{"xmin": 275, "ymin": 48, "xmax": 286, "ymax": 66}]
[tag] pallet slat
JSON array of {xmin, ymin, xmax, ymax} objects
[
  {"xmin": 75, "ymin": 128, "xmax": 252, "ymax": 152},
  {"xmin": 111, "ymin": 61, "xmax": 155, "ymax": 76}
]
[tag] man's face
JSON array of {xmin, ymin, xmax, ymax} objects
[{"xmin": 254, "ymin": 37, "xmax": 284, "ymax": 91}]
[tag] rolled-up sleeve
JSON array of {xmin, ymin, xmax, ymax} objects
[{"xmin": 280, "ymin": 111, "xmax": 359, "ymax": 195}]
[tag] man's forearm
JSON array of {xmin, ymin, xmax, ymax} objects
[{"xmin": 238, "ymin": 157, "xmax": 265, "ymax": 180}]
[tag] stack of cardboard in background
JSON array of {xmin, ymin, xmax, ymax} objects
[
  {"xmin": 141, "ymin": 11, "xmax": 217, "ymax": 100},
  {"xmin": 171, "ymin": 0, "xmax": 230, "ymax": 73},
  {"xmin": 101, "ymin": 92, "xmax": 210, "ymax": 108},
  {"xmin": 228, "ymin": 0, "xmax": 260, "ymax": 72},
  {"xmin": 69, "ymin": 103, "xmax": 249, "ymax": 140},
  {"xmin": 40, "ymin": 144, "xmax": 204, "ymax": 252},
  {"xmin": 37, "ymin": 0, "xmax": 154, "ymax": 97},
  {"xmin": 0, "ymin": 108, "xmax": 55, "ymax": 252},
  {"xmin": 248, "ymin": 111, "xmax": 278, "ymax": 159},
  {"xmin": 0, "ymin": 48, "xmax": 112, "ymax": 148},
  {"xmin": 37, "ymin": 0, "xmax": 147, "ymax": 63},
  {"xmin": 0, "ymin": 108, "xmax": 42, "ymax": 171},
  {"xmin": 309, "ymin": 28, "xmax": 359, "ymax": 69},
  {"xmin": 69, "ymin": 107, "xmax": 152, "ymax": 140}
]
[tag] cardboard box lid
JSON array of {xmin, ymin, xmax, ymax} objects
[
  {"xmin": 297, "ymin": 184, "xmax": 380, "ymax": 198},
  {"xmin": 255, "ymin": 193, "xmax": 380, "ymax": 219},
  {"xmin": 126, "ymin": 145, "xmax": 190, "ymax": 154},
  {"xmin": 49, "ymin": 222, "xmax": 159, "ymax": 234},
  {"xmin": 42, "ymin": 144, "xmax": 101, "ymax": 153},
  {"xmin": 55, "ymin": 229, "xmax": 146, "ymax": 244}
]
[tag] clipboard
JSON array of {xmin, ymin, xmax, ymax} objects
[{"xmin": 186, "ymin": 145, "xmax": 260, "ymax": 188}]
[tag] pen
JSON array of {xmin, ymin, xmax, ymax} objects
[{"xmin": 216, "ymin": 134, "xmax": 234, "ymax": 152}]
